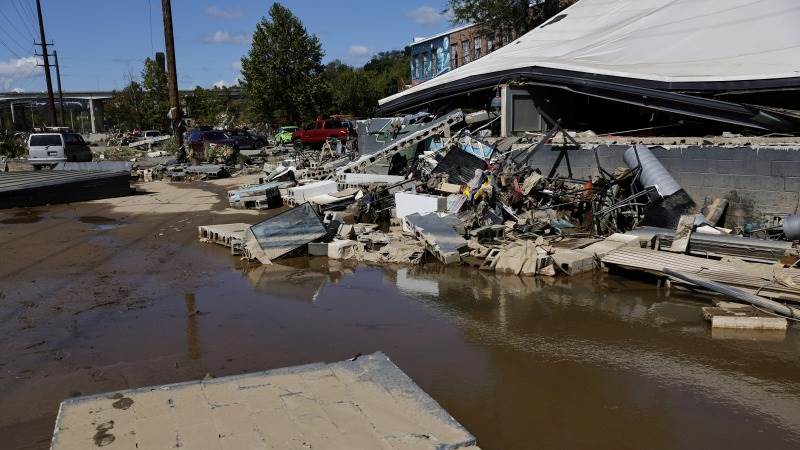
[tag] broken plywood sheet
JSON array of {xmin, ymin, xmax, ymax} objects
[
  {"xmin": 244, "ymin": 203, "xmax": 327, "ymax": 264},
  {"xmin": 51, "ymin": 352, "xmax": 479, "ymax": 450}
]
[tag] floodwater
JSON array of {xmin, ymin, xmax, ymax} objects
[{"xmin": 2, "ymin": 196, "xmax": 800, "ymax": 449}]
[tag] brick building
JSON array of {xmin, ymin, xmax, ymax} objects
[{"xmin": 409, "ymin": 23, "xmax": 516, "ymax": 87}]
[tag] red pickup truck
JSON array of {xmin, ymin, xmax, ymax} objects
[{"xmin": 292, "ymin": 119, "xmax": 352, "ymax": 147}]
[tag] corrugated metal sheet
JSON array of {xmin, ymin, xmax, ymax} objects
[
  {"xmin": 0, "ymin": 170, "xmax": 130, "ymax": 192},
  {"xmin": 602, "ymin": 247, "xmax": 800, "ymax": 302},
  {"xmin": 54, "ymin": 161, "xmax": 134, "ymax": 172}
]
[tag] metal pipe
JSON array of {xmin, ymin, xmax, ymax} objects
[
  {"xmin": 664, "ymin": 268, "xmax": 800, "ymax": 320},
  {"xmin": 623, "ymin": 145, "xmax": 681, "ymax": 197},
  {"xmin": 783, "ymin": 215, "xmax": 800, "ymax": 241}
]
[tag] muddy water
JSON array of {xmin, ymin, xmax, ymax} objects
[{"xmin": 1, "ymin": 219, "xmax": 800, "ymax": 449}]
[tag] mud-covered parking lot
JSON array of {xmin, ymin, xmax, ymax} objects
[{"xmin": 2, "ymin": 178, "xmax": 800, "ymax": 450}]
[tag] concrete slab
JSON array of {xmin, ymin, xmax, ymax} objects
[
  {"xmin": 702, "ymin": 306, "xmax": 788, "ymax": 330},
  {"xmin": 51, "ymin": 352, "xmax": 479, "ymax": 450},
  {"xmin": 403, "ymin": 213, "xmax": 468, "ymax": 265}
]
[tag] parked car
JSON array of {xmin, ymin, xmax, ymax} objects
[
  {"xmin": 291, "ymin": 119, "xmax": 352, "ymax": 148},
  {"xmin": 27, "ymin": 132, "xmax": 92, "ymax": 169},
  {"xmin": 274, "ymin": 126, "xmax": 298, "ymax": 145},
  {"xmin": 224, "ymin": 129, "xmax": 266, "ymax": 150},
  {"xmin": 186, "ymin": 129, "xmax": 239, "ymax": 160}
]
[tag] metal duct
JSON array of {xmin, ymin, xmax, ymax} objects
[
  {"xmin": 784, "ymin": 215, "xmax": 800, "ymax": 240},
  {"xmin": 623, "ymin": 145, "xmax": 681, "ymax": 197}
]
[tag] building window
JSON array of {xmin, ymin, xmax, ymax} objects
[
  {"xmin": 502, "ymin": 32, "xmax": 510, "ymax": 47},
  {"xmin": 474, "ymin": 36, "xmax": 482, "ymax": 60},
  {"xmin": 462, "ymin": 40, "xmax": 470, "ymax": 65},
  {"xmin": 432, "ymin": 49, "xmax": 438, "ymax": 76},
  {"xmin": 487, "ymin": 33, "xmax": 495, "ymax": 53},
  {"xmin": 451, "ymin": 44, "xmax": 459, "ymax": 69},
  {"xmin": 411, "ymin": 57, "xmax": 418, "ymax": 79},
  {"xmin": 422, "ymin": 52, "xmax": 430, "ymax": 77}
]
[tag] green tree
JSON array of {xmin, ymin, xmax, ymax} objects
[
  {"xmin": 448, "ymin": 0, "xmax": 576, "ymax": 35},
  {"xmin": 241, "ymin": 3, "xmax": 327, "ymax": 126},
  {"xmin": 140, "ymin": 57, "xmax": 169, "ymax": 130},
  {"xmin": 106, "ymin": 81, "xmax": 144, "ymax": 130},
  {"xmin": 363, "ymin": 50, "xmax": 410, "ymax": 98},
  {"xmin": 184, "ymin": 86, "xmax": 244, "ymax": 127}
]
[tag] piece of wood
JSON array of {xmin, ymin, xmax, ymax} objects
[
  {"xmin": 703, "ymin": 198, "xmax": 729, "ymax": 226},
  {"xmin": 668, "ymin": 214, "xmax": 695, "ymax": 253}
]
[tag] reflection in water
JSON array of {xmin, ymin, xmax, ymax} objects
[
  {"xmin": 241, "ymin": 261, "xmax": 328, "ymax": 302},
  {"xmin": 185, "ymin": 293, "xmax": 200, "ymax": 360},
  {"xmin": 382, "ymin": 264, "xmax": 800, "ymax": 437}
]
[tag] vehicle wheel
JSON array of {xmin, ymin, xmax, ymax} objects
[
  {"xmin": 293, "ymin": 139, "xmax": 303, "ymax": 151},
  {"xmin": 33, "ymin": 165, "xmax": 42, "ymax": 171},
  {"xmin": 254, "ymin": 140, "xmax": 264, "ymax": 149}
]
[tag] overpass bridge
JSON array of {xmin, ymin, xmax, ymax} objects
[{"xmin": 0, "ymin": 88, "xmax": 243, "ymax": 133}]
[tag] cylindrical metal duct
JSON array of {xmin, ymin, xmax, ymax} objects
[
  {"xmin": 784, "ymin": 215, "xmax": 800, "ymax": 240},
  {"xmin": 623, "ymin": 145, "xmax": 681, "ymax": 197}
]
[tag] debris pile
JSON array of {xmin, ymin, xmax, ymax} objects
[{"xmin": 198, "ymin": 109, "xmax": 800, "ymax": 328}]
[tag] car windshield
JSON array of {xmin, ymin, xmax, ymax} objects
[
  {"xmin": 203, "ymin": 131, "xmax": 227, "ymax": 140},
  {"xmin": 30, "ymin": 135, "xmax": 62, "ymax": 146}
]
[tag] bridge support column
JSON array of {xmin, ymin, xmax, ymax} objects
[{"xmin": 89, "ymin": 98, "xmax": 96, "ymax": 134}]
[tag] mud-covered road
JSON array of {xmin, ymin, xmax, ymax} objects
[{"xmin": 1, "ymin": 178, "xmax": 799, "ymax": 449}]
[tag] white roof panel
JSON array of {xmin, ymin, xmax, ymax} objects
[{"xmin": 381, "ymin": 0, "xmax": 800, "ymax": 107}]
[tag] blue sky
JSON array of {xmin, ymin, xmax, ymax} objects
[{"xmin": 0, "ymin": 0, "xmax": 455, "ymax": 93}]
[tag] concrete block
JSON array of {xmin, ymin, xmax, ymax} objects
[
  {"xmin": 702, "ymin": 306, "xmax": 788, "ymax": 330},
  {"xmin": 771, "ymin": 161, "xmax": 800, "ymax": 177},
  {"xmin": 308, "ymin": 242, "xmax": 329, "ymax": 256},
  {"xmin": 328, "ymin": 240, "xmax": 357, "ymax": 260},
  {"xmin": 552, "ymin": 249, "xmax": 595, "ymax": 276}
]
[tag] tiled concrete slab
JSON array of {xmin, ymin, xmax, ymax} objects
[{"xmin": 51, "ymin": 352, "xmax": 479, "ymax": 450}]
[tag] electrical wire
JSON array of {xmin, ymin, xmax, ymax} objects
[
  {"xmin": 10, "ymin": 0, "xmax": 37, "ymax": 43},
  {"xmin": 147, "ymin": 0, "xmax": 154, "ymax": 56},
  {"xmin": 0, "ymin": 38, "xmax": 23, "ymax": 59},
  {"xmin": 0, "ymin": 8, "xmax": 34, "ymax": 53}
]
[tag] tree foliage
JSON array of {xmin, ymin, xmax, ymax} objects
[
  {"xmin": 140, "ymin": 57, "xmax": 169, "ymax": 129},
  {"xmin": 106, "ymin": 58, "xmax": 169, "ymax": 131},
  {"xmin": 241, "ymin": 2, "xmax": 327, "ymax": 126},
  {"xmin": 448, "ymin": 0, "xmax": 576, "ymax": 35},
  {"xmin": 184, "ymin": 86, "xmax": 243, "ymax": 127}
]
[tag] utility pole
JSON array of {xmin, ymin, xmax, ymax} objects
[
  {"xmin": 53, "ymin": 50, "xmax": 65, "ymax": 127},
  {"xmin": 161, "ymin": 0, "xmax": 184, "ymax": 159},
  {"xmin": 35, "ymin": 0, "xmax": 57, "ymax": 127}
]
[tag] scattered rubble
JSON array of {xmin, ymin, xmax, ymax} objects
[{"xmin": 192, "ymin": 108, "xmax": 800, "ymax": 328}]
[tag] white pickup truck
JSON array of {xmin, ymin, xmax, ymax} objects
[{"xmin": 27, "ymin": 132, "xmax": 92, "ymax": 169}]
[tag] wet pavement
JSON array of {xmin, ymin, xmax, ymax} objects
[{"xmin": 1, "ymin": 181, "xmax": 800, "ymax": 449}]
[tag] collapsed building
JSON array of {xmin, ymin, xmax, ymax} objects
[
  {"xmin": 380, "ymin": 0, "xmax": 800, "ymax": 136},
  {"xmin": 199, "ymin": 0, "xmax": 800, "ymax": 329}
]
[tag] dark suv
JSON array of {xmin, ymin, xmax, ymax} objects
[{"xmin": 224, "ymin": 129, "xmax": 266, "ymax": 150}]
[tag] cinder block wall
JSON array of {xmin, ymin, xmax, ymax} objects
[{"xmin": 527, "ymin": 145, "xmax": 800, "ymax": 228}]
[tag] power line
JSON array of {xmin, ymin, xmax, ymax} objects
[
  {"xmin": 147, "ymin": 0, "xmax": 154, "ymax": 55},
  {"xmin": 0, "ymin": 38, "xmax": 23, "ymax": 59},
  {"xmin": 0, "ymin": 9, "xmax": 33, "ymax": 54},
  {"xmin": 9, "ymin": 0, "xmax": 38, "ymax": 42},
  {"xmin": 21, "ymin": 0, "xmax": 39, "ymax": 26}
]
